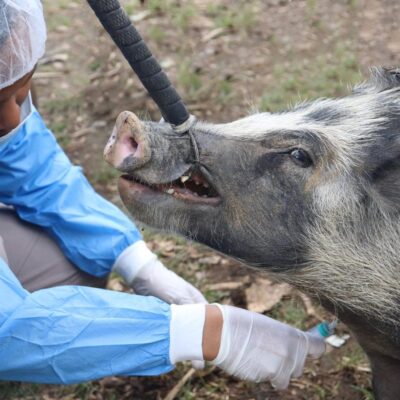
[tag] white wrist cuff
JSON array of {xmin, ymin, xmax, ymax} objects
[
  {"xmin": 112, "ymin": 240, "xmax": 157, "ymax": 285},
  {"xmin": 169, "ymin": 304, "xmax": 206, "ymax": 364}
]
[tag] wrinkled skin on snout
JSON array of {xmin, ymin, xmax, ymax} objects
[
  {"xmin": 105, "ymin": 68, "xmax": 400, "ymax": 400},
  {"xmin": 105, "ymin": 111, "xmax": 314, "ymax": 270}
]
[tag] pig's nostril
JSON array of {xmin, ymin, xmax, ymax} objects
[
  {"xmin": 122, "ymin": 135, "xmax": 139, "ymax": 157},
  {"xmin": 129, "ymin": 137, "xmax": 138, "ymax": 153}
]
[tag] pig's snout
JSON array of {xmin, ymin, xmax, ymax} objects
[{"xmin": 104, "ymin": 111, "xmax": 151, "ymax": 172}]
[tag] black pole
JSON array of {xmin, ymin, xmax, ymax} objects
[{"xmin": 86, "ymin": 0, "xmax": 193, "ymax": 130}]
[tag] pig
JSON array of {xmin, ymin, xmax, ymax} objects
[{"xmin": 104, "ymin": 67, "xmax": 400, "ymax": 400}]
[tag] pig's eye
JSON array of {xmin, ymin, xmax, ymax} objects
[{"xmin": 290, "ymin": 148, "xmax": 313, "ymax": 168}]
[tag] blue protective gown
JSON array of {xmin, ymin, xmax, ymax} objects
[{"xmin": 0, "ymin": 109, "xmax": 174, "ymax": 383}]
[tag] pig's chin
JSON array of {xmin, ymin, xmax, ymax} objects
[{"xmin": 118, "ymin": 168, "xmax": 221, "ymax": 207}]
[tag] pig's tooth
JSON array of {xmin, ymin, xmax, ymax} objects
[
  {"xmin": 203, "ymin": 182, "xmax": 209, "ymax": 188},
  {"xmin": 166, "ymin": 188, "xmax": 175, "ymax": 195},
  {"xmin": 180, "ymin": 176, "xmax": 189, "ymax": 183}
]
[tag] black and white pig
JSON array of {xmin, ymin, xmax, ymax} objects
[{"xmin": 105, "ymin": 67, "xmax": 400, "ymax": 400}]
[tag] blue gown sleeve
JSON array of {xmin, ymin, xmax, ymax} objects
[
  {"xmin": 0, "ymin": 259, "xmax": 173, "ymax": 384},
  {"xmin": 0, "ymin": 109, "xmax": 142, "ymax": 277}
]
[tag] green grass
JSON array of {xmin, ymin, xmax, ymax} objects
[
  {"xmin": 207, "ymin": 3, "xmax": 256, "ymax": 32},
  {"xmin": 351, "ymin": 385, "xmax": 374, "ymax": 400},
  {"xmin": 171, "ymin": 2, "xmax": 196, "ymax": 31},
  {"xmin": 145, "ymin": 0, "xmax": 197, "ymax": 31},
  {"xmin": 48, "ymin": 120, "xmax": 70, "ymax": 147},
  {"xmin": 204, "ymin": 288, "xmax": 229, "ymax": 304},
  {"xmin": 306, "ymin": 0, "xmax": 317, "ymax": 12},
  {"xmin": 347, "ymin": 0, "xmax": 358, "ymax": 9},
  {"xmin": 123, "ymin": 0, "xmax": 141, "ymax": 16},
  {"xmin": 42, "ymin": 96, "xmax": 84, "ymax": 147},
  {"xmin": 177, "ymin": 60, "xmax": 203, "ymax": 99},
  {"xmin": 46, "ymin": 13, "xmax": 71, "ymax": 31},
  {"xmin": 148, "ymin": 25, "xmax": 166, "ymax": 42},
  {"xmin": 42, "ymin": 96, "xmax": 82, "ymax": 115},
  {"xmin": 0, "ymin": 381, "xmax": 125, "ymax": 400},
  {"xmin": 260, "ymin": 45, "xmax": 362, "ymax": 112},
  {"xmin": 217, "ymin": 79, "xmax": 235, "ymax": 105},
  {"xmin": 43, "ymin": 0, "xmax": 76, "ymax": 11},
  {"xmin": 269, "ymin": 297, "xmax": 309, "ymax": 329},
  {"xmin": 0, "ymin": 382, "xmax": 41, "ymax": 399},
  {"xmin": 340, "ymin": 346, "xmax": 368, "ymax": 369},
  {"xmin": 89, "ymin": 163, "xmax": 120, "ymax": 186},
  {"xmin": 147, "ymin": 0, "xmax": 170, "ymax": 13},
  {"xmin": 89, "ymin": 60, "xmax": 101, "ymax": 72},
  {"xmin": 314, "ymin": 385, "xmax": 328, "ymax": 400}
]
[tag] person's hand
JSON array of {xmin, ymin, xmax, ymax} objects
[
  {"xmin": 131, "ymin": 258, "xmax": 207, "ymax": 305},
  {"xmin": 113, "ymin": 241, "xmax": 207, "ymax": 305},
  {"xmin": 169, "ymin": 304, "xmax": 325, "ymax": 388},
  {"xmin": 208, "ymin": 305, "xmax": 325, "ymax": 388}
]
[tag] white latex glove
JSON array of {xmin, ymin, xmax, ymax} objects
[
  {"xmin": 113, "ymin": 240, "xmax": 207, "ymax": 305},
  {"xmin": 131, "ymin": 258, "xmax": 207, "ymax": 305},
  {"xmin": 213, "ymin": 304, "xmax": 325, "ymax": 388},
  {"xmin": 169, "ymin": 304, "xmax": 325, "ymax": 388}
]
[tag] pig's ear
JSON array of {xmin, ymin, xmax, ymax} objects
[
  {"xmin": 368, "ymin": 135, "xmax": 400, "ymax": 210},
  {"xmin": 353, "ymin": 67, "xmax": 400, "ymax": 95}
]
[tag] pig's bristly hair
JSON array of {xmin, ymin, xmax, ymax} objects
[
  {"xmin": 281, "ymin": 203, "xmax": 400, "ymax": 329},
  {"xmin": 201, "ymin": 68, "xmax": 400, "ymax": 328},
  {"xmin": 200, "ymin": 68, "xmax": 400, "ymax": 177}
]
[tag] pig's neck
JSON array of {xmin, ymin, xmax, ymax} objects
[{"xmin": 282, "ymin": 207, "xmax": 400, "ymax": 332}]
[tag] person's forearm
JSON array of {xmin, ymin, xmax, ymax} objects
[
  {"xmin": 0, "ymin": 260, "xmax": 173, "ymax": 384},
  {"xmin": 202, "ymin": 305, "xmax": 223, "ymax": 361}
]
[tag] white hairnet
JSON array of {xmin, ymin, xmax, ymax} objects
[{"xmin": 0, "ymin": 0, "xmax": 46, "ymax": 90}]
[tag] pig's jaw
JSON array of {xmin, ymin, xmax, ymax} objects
[
  {"xmin": 119, "ymin": 165, "xmax": 221, "ymax": 207},
  {"xmin": 105, "ymin": 111, "xmax": 221, "ymax": 207}
]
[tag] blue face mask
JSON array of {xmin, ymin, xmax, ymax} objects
[{"xmin": 0, "ymin": 91, "xmax": 33, "ymax": 145}]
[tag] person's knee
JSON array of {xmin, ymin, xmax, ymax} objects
[{"xmin": 0, "ymin": 206, "xmax": 108, "ymax": 291}]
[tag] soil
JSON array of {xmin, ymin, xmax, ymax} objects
[{"xmin": 17, "ymin": 0, "xmax": 400, "ymax": 399}]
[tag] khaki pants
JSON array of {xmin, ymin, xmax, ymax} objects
[{"xmin": 0, "ymin": 207, "xmax": 107, "ymax": 292}]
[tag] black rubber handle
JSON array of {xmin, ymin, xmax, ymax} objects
[{"xmin": 86, "ymin": 0, "xmax": 190, "ymax": 127}]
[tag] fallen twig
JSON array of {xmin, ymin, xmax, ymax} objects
[
  {"xmin": 201, "ymin": 27, "xmax": 226, "ymax": 43},
  {"xmin": 298, "ymin": 292, "xmax": 324, "ymax": 321},
  {"xmin": 34, "ymin": 71, "xmax": 64, "ymax": 79},
  {"xmin": 163, "ymin": 368, "xmax": 196, "ymax": 400},
  {"xmin": 39, "ymin": 53, "xmax": 69, "ymax": 65},
  {"xmin": 90, "ymin": 65, "xmax": 122, "ymax": 82},
  {"xmin": 206, "ymin": 281, "xmax": 244, "ymax": 291}
]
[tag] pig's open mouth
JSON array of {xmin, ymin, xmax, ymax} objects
[{"xmin": 120, "ymin": 168, "xmax": 221, "ymax": 206}]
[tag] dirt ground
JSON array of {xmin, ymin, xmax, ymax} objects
[{"xmin": 2, "ymin": 0, "xmax": 400, "ymax": 399}]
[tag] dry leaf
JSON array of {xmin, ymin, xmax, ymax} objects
[
  {"xmin": 197, "ymin": 255, "xmax": 223, "ymax": 265},
  {"xmin": 245, "ymin": 278, "xmax": 291, "ymax": 313},
  {"xmin": 107, "ymin": 278, "xmax": 125, "ymax": 292}
]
